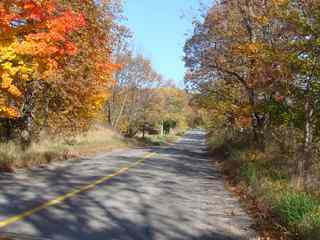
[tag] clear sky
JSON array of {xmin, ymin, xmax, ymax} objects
[{"xmin": 123, "ymin": 0, "xmax": 210, "ymax": 87}]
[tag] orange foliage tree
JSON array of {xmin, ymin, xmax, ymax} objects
[
  {"xmin": 0, "ymin": 0, "xmax": 118, "ymax": 141},
  {"xmin": 0, "ymin": 0, "xmax": 85, "ymax": 118},
  {"xmin": 43, "ymin": 0, "xmax": 119, "ymax": 133}
]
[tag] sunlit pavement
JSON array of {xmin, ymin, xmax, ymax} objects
[{"xmin": 0, "ymin": 131, "xmax": 256, "ymax": 240}]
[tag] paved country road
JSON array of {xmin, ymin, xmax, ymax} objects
[{"xmin": 0, "ymin": 131, "xmax": 256, "ymax": 240}]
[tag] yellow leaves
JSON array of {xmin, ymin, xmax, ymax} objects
[
  {"xmin": 20, "ymin": 66, "xmax": 33, "ymax": 75},
  {"xmin": 0, "ymin": 106, "xmax": 20, "ymax": 118},
  {"xmin": 272, "ymin": 0, "xmax": 289, "ymax": 7},
  {"xmin": 7, "ymin": 85, "xmax": 22, "ymax": 98},
  {"xmin": 0, "ymin": 39, "xmax": 35, "ymax": 114},
  {"xmin": 0, "ymin": 93, "xmax": 20, "ymax": 118},
  {"xmin": 0, "ymin": 43, "xmax": 17, "ymax": 63},
  {"xmin": 90, "ymin": 92, "xmax": 108, "ymax": 109},
  {"xmin": 255, "ymin": 16, "xmax": 269, "ymax": 26},
  {"xmin": 2, "ymin": 62, "xmax": 20, "ymax": 76},
  {"xmin": 248, "ymin": 43, "xmax": 259, "ymax": 54},
  {"xmin": 1, "ymin": 72, "xmax": 13, "ymax": 89},
  {"xmin": 47, "ymin": 59, "xmax": 58, "ymax": 70},
  {"xmin": 232, "ymin": 42, "xmax": 266, "ymax": 64},
  {"xmin": 0, "ymin": 44, "xmax": 22, "ymax": 118},
  {"xmin": 20, "ymin": 74, "xmax": 29, "ymax": 81},
  {"xmin": 234, "ymin": 42, "xmax": 260, "ymax": 54},
  {"xmin": 0, "ymin": 39, "xmax": 33, "ymax": 82},
  {"xmin": 1, "ymin": 73, "xmax": 22, "ymax": 98},
  {"xmin": 2, "ymin": 62, "xmax": 13, "ymax": 71},
  {"xmin": 0, "ymin": 59, "xmax": 25, "ymax": 100}
]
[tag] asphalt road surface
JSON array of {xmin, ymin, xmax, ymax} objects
[{"xmin": 0, "ymin": 131, "xmax": 256, "ymax": 240}]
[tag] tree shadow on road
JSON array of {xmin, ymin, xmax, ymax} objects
[{"xmin": 0, "ymin": 132, "xmax": 253, "ymax": 240}]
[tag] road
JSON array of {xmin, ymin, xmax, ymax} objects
[{"xmin": 0, "ymin": 131, "xmax": 256, "ymax": 240}]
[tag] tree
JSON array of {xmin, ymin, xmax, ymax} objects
[
  {"xmin": 274, "ymin": 0, "xmax": 320, "ymax": 187},
  {"xmin": 0, "ymin": 0, "xmax": 119, "ymax": 144},
  {"xmin": 0, "ymin": 0, "xmax": 86, "ymax": 142},
  {"xmin": 45, "ymin": 0, "xmax": 119, "ymax": 133},
  {"xmin": 184, "ymin": 0, "xmax": 293, "ymax": 148}
]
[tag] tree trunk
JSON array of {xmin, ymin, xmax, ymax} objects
[
  {"xmin": 297, "ymin": 84, "xmax": 313, "ymax": 189},
  {"xmin": 160, "ymin": 120, "xmax": 164, "ymax": 136},
  {"xmin": 0, "ymin": 119, "xmax": 14, "ymax": 141},
  {"xmin": 113, "ymin": 94, "xmax": 128, "ymax": 129},
  {"xmin": 142, "ymin": 122, "xmax": 145, "ymax": 139},
  {"xmin": 20, "ymin": 83, "xmax": 36, "ymax": 150},
  {"xmin": 247, "ymin": 88, "xmax": 265, "ymax": 150},
  {"xmin": 42, "ymin": 83, "xmax": 50, "ymax": 130},
  {"xmin": 107, "ymin": 102, "xmax": 112, "ymax": 126}
]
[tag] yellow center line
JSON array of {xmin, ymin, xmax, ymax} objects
[{"xmin": 0, "ymin": 152, "xmax": 156, "ymax": 229}]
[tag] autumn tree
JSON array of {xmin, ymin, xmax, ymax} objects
[
  {"xmin": 185, "ymin": 0, "xmax": 320, "ymax": 186},
  {"xmin": 184, "ymin": 0, "xmax": 293, "ymax": 147},
  {"xmin": 0, "ymin": 0, "xmax": 119, "ymax": 144},
  {"xmin": 0, "ymin": 0, "xmax": 87, "ymax": 142},
  {"xmin": 44, "ymin": 0, "xmax": 119, "ymax": 133}
]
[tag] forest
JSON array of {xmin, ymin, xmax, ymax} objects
[{"xmin": 2, "ymin": 0, "xmax": 320, "ymax": 239}]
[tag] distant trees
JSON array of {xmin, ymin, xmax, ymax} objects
[
  {"xmin": 107, "ymin": 53, "xmax": 160, "ymax": 136},
  {"xmin": 107, "ymin": 51, "xmax": 190, "ymax": 137},
  {"xmin": 184, "ymin": 0, "xmax": 320, "ymax": 186},
  {"xmin": 155, "ymin": 87, "xmax": 191, "ymax": 135}
]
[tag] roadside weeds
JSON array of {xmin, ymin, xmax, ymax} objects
[
  {"xmin": 0, "ymin": 127, "xmax": 128, "ymax": 173},
  {"xmin": 0, "ymin": 128, "xmax": 183, "ymax": 173}
]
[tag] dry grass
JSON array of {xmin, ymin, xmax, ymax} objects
[
  {"xmin": 0, "ymin": 126, "xmax": 129, "ymax": 172},
  {"xmin": 0, "ymin": 126, "xmax": 185, "ymax": 172}
]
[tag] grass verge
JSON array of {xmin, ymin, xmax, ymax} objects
[{"xmin": 0, "ymin": 126, "xmax": 129, "ymax": 172}]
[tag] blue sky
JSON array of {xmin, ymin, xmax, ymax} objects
[{"xmin": 123, "ymin": 0, "xmax": 210, "ymax": 87}]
